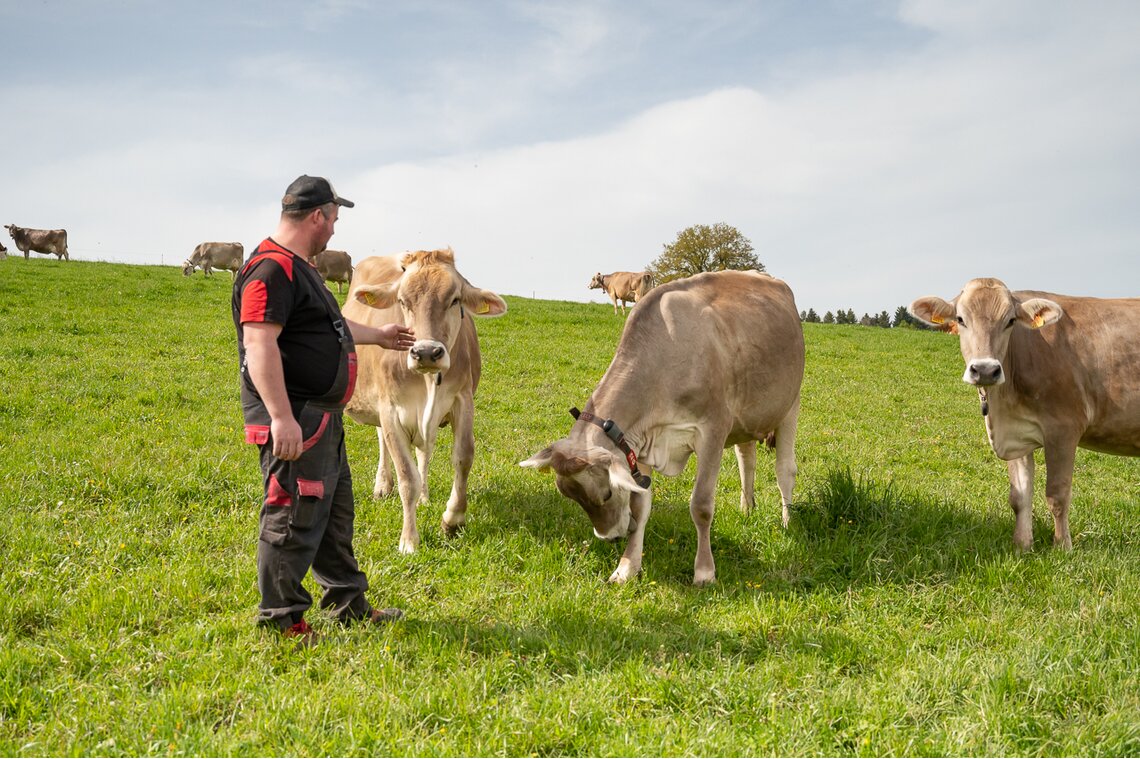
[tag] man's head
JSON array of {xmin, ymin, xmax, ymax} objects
[{"xmin": 277, "ymin": 175, "xmax": 353, "ymax": 257}]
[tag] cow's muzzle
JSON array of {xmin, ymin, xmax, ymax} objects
[
  {"xmin": 408, "ymin": 340, "xmax": 450, "ymax": 373},
  {"xmin": 964, "ymin": 359, "xmax": 1004, "ymax": 386}
]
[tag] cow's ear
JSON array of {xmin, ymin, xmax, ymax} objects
[
  {"xmin": 909, "ymin": 296, "xmax": 956, "ymax": 328},
  {"xmin": 607, "ymin": 456, "xmax": 649, "ymax": 494},
  {"xmin": 1016, "ymin": 298, "xmax": 1063, "ymax": 329},
  {"xmin": 463, "ymin": 287, "xmax": 508, "ymax": 317},
  {"xmin": 353, "ymin": 282, "xmax": 399, "ymax": 310},
  {"xmin": 519, "ymin": 447, "xmax": 555, "ymax": 472}
]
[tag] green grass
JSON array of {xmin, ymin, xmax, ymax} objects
[{"xmin": 1, "ymin": 259, "xmax": 1138, "ymax": 756}]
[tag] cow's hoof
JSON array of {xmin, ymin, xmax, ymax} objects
[
  {"xmin": 607, "ymin": 568, "xmax": 636, "ymax": 584},
  {"xmin": 372, "ymin": 486, "xmax": 393, "ymax": 499},
  {"xmin": 398, "ymin": 539, "xmax": 419, "ymax": 554},
  {"xmin": 692, "ymin": 571, "xmax": 716, "ymax": 587},
  {"xmin": 441, "ymin": 521, "xmax": 464, "ymax": 538}
]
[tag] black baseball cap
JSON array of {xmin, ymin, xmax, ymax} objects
[{"xmin": 281, "ymin": 175, "xmax": 355, "ymax": 211}]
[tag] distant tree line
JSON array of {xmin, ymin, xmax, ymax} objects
[
  {"xmin": 641, "ymin": 224, "xmax": 934, "ymax": 332},
  {"xmin": 799, "ymin": 305, "xmax": 933, "ymax": 329}
]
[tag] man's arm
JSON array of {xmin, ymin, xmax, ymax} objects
[
  {"xmin": 243, "ymin": 322, "xmax": 303, "ymax": 461},
  {"xmin": 346, "ymin": 319, "xmax": 415, "ymax": 350}
]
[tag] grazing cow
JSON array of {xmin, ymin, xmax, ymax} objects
[
  {"xmin": 5, "ymin": 224, "xmax": 69, "ymax": 260},
  {"xmin": 343, "ymin": 248, "xmax": 507, "ymax": 553},
  {"xmin": 0, "ymin": 241, "xmax": 7, "ymax": 260},
  {"xmin": 910, "ymin": 278, "xmax": 1140, "ymax": 551},
  {"xmin": 588, "ymin": 270, "xmax": 653, "ymax": 315},
  {"xmin": 522, "ymin": 270, "xmax": 804, "ymax": 585},
  {"xmin": 314, "ymin": 249, "xmax": 353, "ymax": 293},
  {"xmin": 182, "ymin": 241, "xmax": 243, "ymax": 278}
]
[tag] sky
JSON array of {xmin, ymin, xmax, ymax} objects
[{"xmin": 3, "ymin": 0, "xmax": 1139, "ymax": 316}]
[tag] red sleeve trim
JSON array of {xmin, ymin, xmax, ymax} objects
[{"xmin": 240, "ymin": 279, "xmax": 270, "ymax": 323}]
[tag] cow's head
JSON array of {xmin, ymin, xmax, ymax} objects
[
  {"xmin": 181, "ymin": 259, "xmax": 196, "ymax": 276},
  {"xmin": 910, "ymin": 278, "xmax": 1063, "ymax": 387},
  {"xmin": 353, "ymin": 248, "xmax": 506, "ymax": 373},
  {"xmin": 520, "ymin": 440, "xmax": 648, "ymax": 541},
  {"xmin": 587, "ymin": 272, "xmax": 605, "ymax": 290}
]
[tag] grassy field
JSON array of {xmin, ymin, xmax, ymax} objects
[{"xmin": 1, "ymin": 258, "xmax": 1138, "ymax": 756}]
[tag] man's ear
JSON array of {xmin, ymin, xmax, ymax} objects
[
  {"xmin": 1016, "ymin": 297, "xmax": 1063, "ymax": 329},
  {"xmin": 909, "ymin": 296, "xmax": 956, "ymax": 328},
  {"xmin": 353, "ymin": 282, "xmax": 399, "ymax": 310}
]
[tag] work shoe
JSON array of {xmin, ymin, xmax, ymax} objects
[
  {"xmin": 368, "ymin": 607, "xmax": 404, "ymax": 625},
  {"xmin": 283, "ymin": 619, "xmax": 319, "ymax": 647}
]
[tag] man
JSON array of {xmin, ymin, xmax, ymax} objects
[{"xmin": 232, "ymin": 175, "xmax": 414, "ymax": 644}]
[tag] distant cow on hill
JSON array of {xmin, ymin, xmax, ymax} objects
[
  {"xmin": 588, "ymin": 271, "xmax": 653, "ymax": 315},
  {"xmin": 0, "ymin": 241, "xmax": 7, "ymax": 259},
  {"xmin": 182, "ymin": 242, "xmax": 243, "ymax": 278},
  {"xmin": 5, "ymin": 224, "xmax": 69, "ymax": 260},
  {"xmin": 314, "ymin": 249, "xmax": 353, "ymax": 293}
]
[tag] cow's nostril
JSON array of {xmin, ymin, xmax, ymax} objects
[{"xmin": 430, "ymin": 346, "xmax": 444, "ymax": 361}]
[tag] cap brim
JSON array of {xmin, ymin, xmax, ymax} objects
[{"xmin": 335, "ymin": 197, "xmax": 355, "ymax": 208}]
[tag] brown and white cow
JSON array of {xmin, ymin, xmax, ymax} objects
[
  {"xmin": 5, "ymin": 224, "xmax": 69, "ymax": 260},
  {"xmin": 182, "ymin": 241, "xmax": 243, "ymax": 278},
  {"xmin": 522, "ymin": 270, "xmax": 804, "ymax": 585},
  {"xmin": 910, "ymin": 278, "xmax": 1140, "ymax": 551},
  {"xmin": 343, "ymin": 248, "xmax": 507, "ymax": 553},
  {"xmin": 314, "ymin": 249, "xmax": 353, "ymax": 293},
  {"xmin": 588, "ymin": 270, "xmax": 653, "ymax": 315}
]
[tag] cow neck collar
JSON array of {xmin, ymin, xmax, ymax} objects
[
  {"xmin": 977, "ymin": 387, "xmax": 989, "ymax": 417},
  {"xmin": 568, "ymin": 407, "xmax": 651, "ymax": 488}
]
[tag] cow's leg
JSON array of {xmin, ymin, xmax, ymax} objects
[
  {"xmin": 690, "ymin": 441, "xmax": 726, "ymax": 586},
  {"xmin": 609, "ymin": 488, "xmax": 653, "ymax": 583},
  {"xmin": 441, "ymin": 394, "xmax": 475, "ymax": 536},
  {"xmin": 372, "ymin": 426, "xmax": 394, "ymax": 498},
  {"xmin": 774, "ymin": 398, "xmax": 800, "ymax": 527},
  {"xmin": 610, "ymin": 293, "xmax": 620, "ymax": 314},
  {"xmin": 414, "ymin": 445, "xmax": 433, "ymax": 506},
  {"xmin": 1007, "ymin": 454, "xmax": 1035, "ymax": 551},
  {"xmin": 735, "ymin": 441, "xmax": 757, "ymax": 514},
  {"xmin": 1043, "ymin": 441, "xmax": 1077, "ymax": 550},
  {"xmin": 381, "ymin": 420, "xmax": 422, "ymax": 553}
]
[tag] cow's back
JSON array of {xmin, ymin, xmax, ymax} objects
[
  {"xmin": 607, "ymin": 270, "xmax": 803, "ymax": 440},
  {"xmin": 1009, "ymin": 291, "xmax": 1140, "ymax": 455}
]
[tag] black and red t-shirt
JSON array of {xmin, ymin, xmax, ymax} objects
[{"xmin": 232, "ymin": 239, "xmax": 349, "ymax": 412}]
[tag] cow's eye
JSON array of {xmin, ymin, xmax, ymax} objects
[
  {"xmin": 956, "ymin": 316, "xmax": 965, "ymax": 327},
  {"xmin": 451, "ymin": 297, "xmax": 460, "ymax": 307}
]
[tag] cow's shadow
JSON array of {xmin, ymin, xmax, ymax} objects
[{"xmin": 441, "ymin": 465, "xmax": 1049, "ymax": 594}]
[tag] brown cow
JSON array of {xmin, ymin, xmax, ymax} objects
[
  {"xmin": 0, "ymin": 241, "xmax": 7, "ymax": 260},
  {"xmin": 522, "ymin": 270, "xmax": 804, "ymax": 585},
  {"xmin": 343, "ymin": 248, "xmax": 507, "ymax": 553},
  {"xmin": 910, "ymin": 278, "xmax": 1140, "ymax": 551},
  {"xmin": 588, "ymin": 270, "xmax": 653, "ymax": 314},
  {"xmin": 182, "ymin": 241, "xmax": 243, "ymax": 278},
  {"xmin": 314, "ymin": 249, "xmax": 353, "ymax": 293},
  {"xmin": 5, "ymin": 224, "xmax": 69, "ymax": 260}
]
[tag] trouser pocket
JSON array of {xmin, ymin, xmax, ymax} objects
[{"xmin": 292, "ymin": 478, "xmax": 326, "ymax": 529}]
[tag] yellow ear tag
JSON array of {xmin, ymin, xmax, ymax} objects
[
  {"xmin": 362, "ymin": 291, "xmax": 376, "ymax": 306},
  {"xmin": 477, "ymin": 302, "xmax": 490, "ymax": 315},
  {"xmin": 931, "ymin": 315, "xmax": 944, "ymax": 324},
  {"xmin": 1032, "ymin": 314, "xmax": 1044, "ymax": 328}
]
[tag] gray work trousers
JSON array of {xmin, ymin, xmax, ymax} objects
[{"xmin": 254, "ymin": 407, "xmax": 370, "ymax": 629}]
